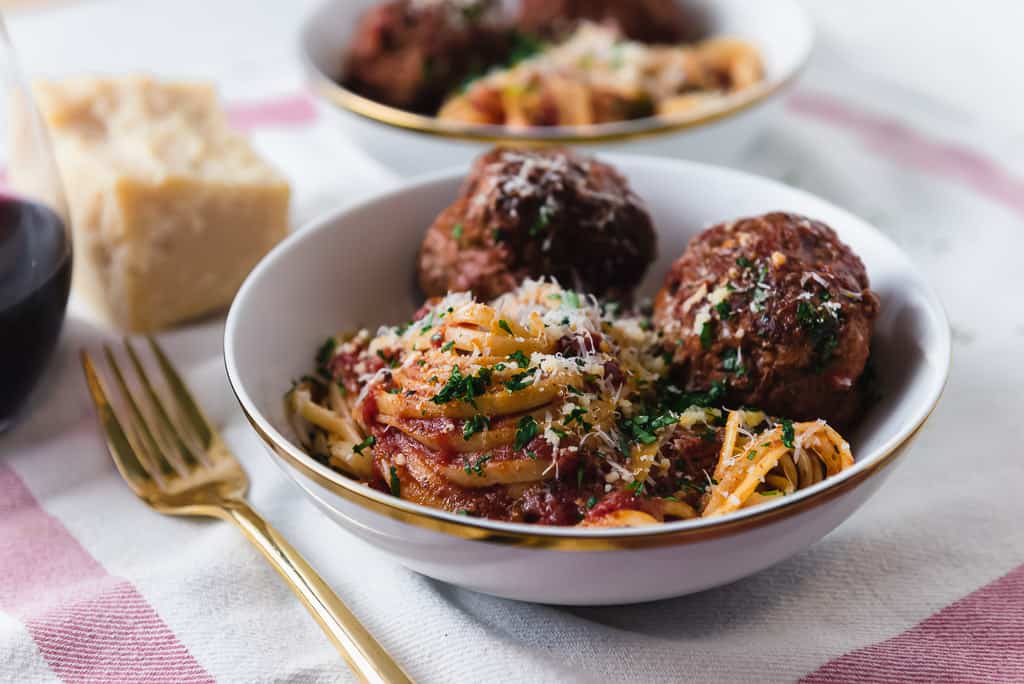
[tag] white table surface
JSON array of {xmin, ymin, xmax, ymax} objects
[{"xmin": 801, "ymin": 0, "xmax": 1024, "ymax": 137}]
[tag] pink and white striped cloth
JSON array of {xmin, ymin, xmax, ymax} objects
[{"xmin": 2, "ymin": 1, "xmax": 1023, "ymax": 681}]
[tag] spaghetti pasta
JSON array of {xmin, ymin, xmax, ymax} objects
[
  {"xmin": 438, "ymin": 23, "xmax": 764, "ymax": 128},
  {"xmin": 287, "ymin": 280, "xmax": 855, "ymax": 527}
]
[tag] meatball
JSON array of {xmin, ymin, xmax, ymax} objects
[
  {"xmin": 418, "ymin": 147, "xmax": 657, "ymax": 301},
  {"xmin": 343, "ymin": 0, "xmax": 511, "ymax": 113},
  {"xmin": 653, "ymin": 213, "xmax": 880, "ymax": 428},
  {"xmin": 518, "ymin": 0, "xmax": 697, "ymax": 44}
]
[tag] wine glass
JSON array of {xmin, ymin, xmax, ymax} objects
[{"xmin": 0, "ymin": 15, "xmax": 72, "ymax": 433}]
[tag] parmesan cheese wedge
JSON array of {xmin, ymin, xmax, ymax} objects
[{"xmin": 13, "ymin": 76, "xmax": 290, "ymax": 331}]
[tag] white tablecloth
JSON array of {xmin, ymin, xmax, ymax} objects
[{"xmin": 2, "ymin": 1, "xmax": 1022, "ymax": 682}]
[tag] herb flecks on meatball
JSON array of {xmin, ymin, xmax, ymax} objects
[
  {"xmin": 418, "ymin": 147, "xmax": 657, "ymax": 301},
  {"xmin": 518, "ymin": 0, "xmax": 697, "ymax": 44},
  {"xmin": 343, "ymin": 0, "xmax": 511, "ymax": 114},
  {"xmin": 653, "ymin": 212, "xmax": 880, "ymax": 428}
]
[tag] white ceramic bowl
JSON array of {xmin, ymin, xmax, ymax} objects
[
  {"xmin": 300, "ymin": 0, "xmax": 814, "ymax": 175},
  {"xmin": 225, "ymin": 156, "xmax": 949, "ymax": 605}
]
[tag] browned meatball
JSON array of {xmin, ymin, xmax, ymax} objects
[
  {"xmin": 653, "ymin": 213, "xmax": 880, "ymax": 428},
  {"xmin": 343, "ymin": 0, "xmax": 511, "ymax": 114},
  {"xmin": 518, "ymin": 0, "xmax": 697, "ymax": 44},
  {"xmin": 418, "ymin": 147, "xmax": 657, "ymax": 301}
]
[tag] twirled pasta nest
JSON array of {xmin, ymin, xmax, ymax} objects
[{"xmin": 288, "ymin": 280, "xmax": 853, "ymax": 527}]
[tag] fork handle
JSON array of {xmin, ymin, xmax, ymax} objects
[{"xmin": 219, "ymin": 499, "xmax": 413, "ymax": 684}]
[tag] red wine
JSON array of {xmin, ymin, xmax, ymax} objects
[{"xmin": 0, "ymin": 197, "xmax": 72, "ymax": 429}]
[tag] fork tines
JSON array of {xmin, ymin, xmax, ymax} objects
[{"xmin": 81, "ymin": 338, "xmax": 219, "ymax": 494}]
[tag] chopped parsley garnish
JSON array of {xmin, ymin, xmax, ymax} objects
[
  {"xmin": 463, "ymin": 454, "xmax": 492, "ymax": 477},
  {"xmin": 603, "ymin": 300, "xmax": 621, "ymax": 318},
  {"xmin": 386, "ymin": 387, "xmax": 402, "ymax": 394},
  {"xmin": 526, "ymin": 450, "xmax": 537, "ymax": 460},
  {"xmin": 420, "ymin": 313, "xmax": 434, "ymax": 333},
  {"xmin": 563, "ymin": 290, "xmax": 581, "ymax": 309},
  {"xmin": 452, "ymin": 223, "xmax": 464, "ymax": 242},
  {"xmin": 441, "ymin": 340, "xmax": 455, "ymax": 352},
  {"xmin": 508, "ymin": 30, "xmax": 543, "ymax": 66},
  {"xmin": 463, "ymin": 414, "xmax": 489, "ymax": 440},
  {"xmin": 508, "ymin": 350, "xmax": 529, "ymax": 368},
  {"xmin": 620, "ymin": 412, "xmax": 678, "ymax": 445},
  {"xmin": 353, "ymin": 435, "xmax": 376, "ymax": 455},
  {"xmin": 491, "ymin": 228, "xmax": 505, "ymax": 242},
  {"xmin": 529, "ymin": 205, "xmax": 553, "ymax": 237},
  {"xmin": 699, "ymin": 321, "xmax": 714, "ymax": 350},
  {"xmin": 628, "ymin": 480, "xmax": 647, "ymax": 496},
  {"xmin": 736, "ymin": 256, "xmax": 755, "ymax": 268},
  {"xmin": 498, "ymin": 319, "xmax": 514, "ymax": 335},
  {"xmin": 566, "ymin": 385, "xmax": 583, "ymax": 396},
  {"xmin": 655, "ymin": 378, "xmax": 728, "ymax": 413},
  {"xmin": 677, "ymin": 480, "xmax": 707, "ymax": 494},
  {"xmin": 565, "ymin": 406, "xmax": 591, "ymax": 430},
  {"xmin": 432, "ymin": 365, "xmax": 493, "ymax": 406},
  {"xmin": 504, "ymin": 368, "xmax": 536, "ymax": 392},
  {"xmin": 514, "ymin": 415, "xmax": 539, "ymax": 451},
  {"xmin": 388, "ymin": 466, "xmax": 401, "ymax": 497},
  {"xmin": 586, "ymin": 495, "xmax": 598, "ymax": 510},
  {"xmin": 376, "ymin": 349, "xmax": 399, "ymax": 368},
  {"xmin": 721, "ymin": 347, "xmax": 745, "ymax": 375},
  {"xmin": 751, "ymin": 286, "xmax": 770, "ymax": 310},
  {"xmin": 315, "ymin": 337, "xmax": 336, "ymax": 377},
  {"xmin": 796, "ymin": 300, "xmax": 841, "ymax": 371},
  {"xmin": 747, "ymin": 450, "xmax": 757, "ymax": 461},
  {"xmin": 715, "ymin": 301, "xmax": 731, "ymax": 320},
  {"xmin": 781, "ymin": 418, "xmax": 795, "ymax": 448}
]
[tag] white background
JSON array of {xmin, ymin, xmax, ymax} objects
[{"xmin": 801, "ymin": 0, "xmax": 1024, "ymax": 136}]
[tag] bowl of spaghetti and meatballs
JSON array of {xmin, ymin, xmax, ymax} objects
[
  {"xmin": 225, "ymin": 151, "xmax": 949, "ymax": 604},
  {"xmin": 300, "ymin": 0, "xmax": 814, "ymax": 173}
]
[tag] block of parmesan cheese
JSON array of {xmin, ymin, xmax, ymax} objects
[{"xmin": 14, "ymin": 76, "xmax": 290, "ymax": 332}]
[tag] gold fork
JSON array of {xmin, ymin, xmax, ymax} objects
[{"xmin": 81, "ymin": 338, "xmax": 413, "ymax": 684}]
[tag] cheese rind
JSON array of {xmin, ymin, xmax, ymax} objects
[{"xmin": 16, "ymin": 76, "xmax": 290, "ymax": 332}]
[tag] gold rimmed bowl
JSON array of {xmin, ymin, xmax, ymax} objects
[
  {"xmin": 300, "ymin": 0, "xmax": 814, "ymax": 175},
  {"xmin": 224, "ymin": 156, "xmax": 949, "ymax": 605}
]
